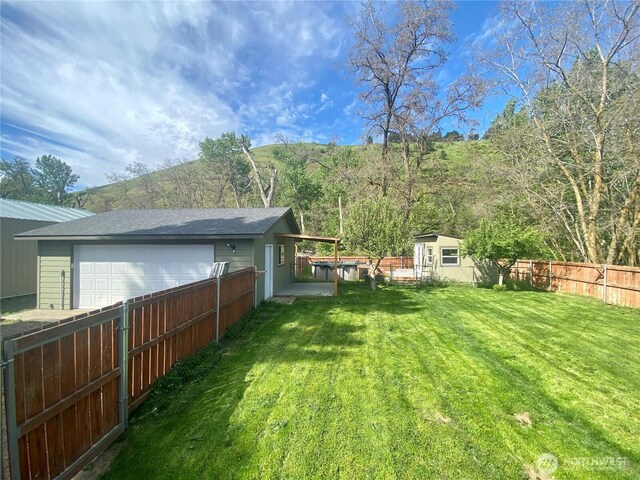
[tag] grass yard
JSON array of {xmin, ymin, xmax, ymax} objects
[
  {"xmin": 103, "ymin": 284, "xmax": 639, "ymax": 480},
  {"xmin": 0, "ymin": 294, "xmax": 36, "ymax": 316}
]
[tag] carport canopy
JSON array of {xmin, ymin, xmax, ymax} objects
[{"xmin": 275, "ymin": 233, "xmax": 341, "ymax": 296}]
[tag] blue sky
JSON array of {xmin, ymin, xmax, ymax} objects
[{"xmin": 0, "ymin": 1, "xmax": 502, "ymax": 187}]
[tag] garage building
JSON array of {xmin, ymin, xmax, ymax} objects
[{"xmin": 16, "ymin": 208, "xmax": 299, "ymax": 309}]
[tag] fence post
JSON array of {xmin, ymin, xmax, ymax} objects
[
  {"xmin": 602, "ymin": 264, "xmax": 608, "ymax": 303},
  {"xmin": 2, "ymin": 341, "xmax": 20, "ymax": 480},
  {"xmin": 548, "ymin": 260, "xmax": 553, "ymax": 291},
  {"xmin": 216, "ymin": 276, "xmax": 221, "ymax": 343},
  {"xmin": 529, "ymin": 259, "xmax": 533, "ymax": 286},
  {"xmin": 118, "ymin": 301, "xmax": 130, "ymax": 428}
]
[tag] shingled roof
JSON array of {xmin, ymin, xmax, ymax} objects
[{"xmin": 16, "ymin": 207, "xmax": 299, "ymax": 240}]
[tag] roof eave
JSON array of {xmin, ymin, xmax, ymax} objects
[{"xmin": 15, "ymin": 234, "xmax": 264, "ymax": 241}]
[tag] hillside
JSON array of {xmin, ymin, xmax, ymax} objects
[{"xmin": 78, "ymin": 140, "xmax": 498, "ymax": 254}]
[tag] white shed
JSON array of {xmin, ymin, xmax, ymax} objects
[{"xmin": 413, "ymin": 233, "xmax": 496, "ymax": 283}]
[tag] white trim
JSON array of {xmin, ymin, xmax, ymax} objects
[
  {"xmin": 425, "ymin": 246, "xmax": 434, "ymax": 265},
  {"xmin": 277, "ymin": 243, "xmax": 285, "ymax": 266},
  {"xmin": 440, "ymin": 247, "xmax": 460, "ymax": 266},
  {"xmin": 265, "ymin": 244, "xmax": 274, "ymax": 299}
]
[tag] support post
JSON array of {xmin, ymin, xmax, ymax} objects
[
  {"xmin": 118, "ymin": 301, "xmax": 130, "ymax": 428},
  {"xmin": 3, "ymin": 341, "xmax": 20, "ymax": 479},
  {"xmin": 333, "ymin": 240, "xmax": 338, "ymax": 297},
  {"xmin": 602, "ymin": 264, "xmax": 608, "ymax": 303},
  {"xmin": 548, "ymin": 260, "xmax": 553, "ymax": 291},
  {"xmin": 529, "ymin": 259, "xmax": 533, "ymax": 286},
  {"xmin": 216, "ymin": 276, "xmax": 221, "ymax": 342}
]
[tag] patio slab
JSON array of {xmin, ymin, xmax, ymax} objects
[
  {"xmin": 1, "ymin": 308, "xmax": 92, "ymax": 339},
  {"xmin": 3, "ymin": 308, "xmax": 92, "ymax": 322},
  {"xmin": 275, "ymin": 283, "xmax": 334, "ymax": 297}
]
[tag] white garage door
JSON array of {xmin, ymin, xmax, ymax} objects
[{"xmin": 74, "ymin": 244, "xmax": 215, "ymax": 308}]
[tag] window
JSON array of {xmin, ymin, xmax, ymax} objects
[
  {"xmin": 441, "ymin": 247, "xmax": 459, "ymax": 266},
  {"xmin": 426, "ymin": 247, "xmax": 434, "ymax": 265},
  {"xmin": 278, "ymin": 244, "xmax": 285, "ymax": 266}
]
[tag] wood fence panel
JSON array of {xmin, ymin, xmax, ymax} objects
[
  {"xmin": 513, "ymin": 260, "xmax": 639, "ymax": 308},
  {"xmin": 3, "ymin": 307, "xmax": 123, "ymax": 479},
  {"xmin": 306, "ymin": 256, "xmax": 414, "ymax": 274},
  {"xmin": 126, "ymin": 268, "xmax": 255, "ymax": 412},
  {"xmin": 3, "ymin": 269, "xmax": 256, "ymax": 479}
]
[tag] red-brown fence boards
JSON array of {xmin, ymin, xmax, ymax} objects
[
  {"xmin": 2, "ymin": 307, "xmax": 124, "ymax": 480},
  {"xmin": 513, "ymin": 260, "xmax": 640, "ymax": 308},
  {"xmin": 2, "ymin": 267, "xmax": 256, "ymax": 480},
  {"xmin": 301, "ymin": 256, "xmax": 414, "ymax": 274}
]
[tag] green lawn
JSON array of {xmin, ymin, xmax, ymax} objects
[
  {"xmin": 103, "ymin": 284, "xmax": 640, "ymax": 480},
  {"xmin": 0, "ymin": 294, "xmax": 36, "ymax": 316}
]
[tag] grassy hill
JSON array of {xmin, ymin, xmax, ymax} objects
[{"xmin": 81, "ymin": 140, "xmax": 489, "ymax": 214}]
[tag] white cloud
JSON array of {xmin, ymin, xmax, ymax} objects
[
  {"xmin": 320, "ymin": 93, "xmax": 330, "ymax": 103},
  {"xmin": 0, "ymin": 1, "xmax": 349, "ymax": 186}
]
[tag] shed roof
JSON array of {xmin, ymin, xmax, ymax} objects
[
  {"xmin": 414, "ymin": 232, "xmax": 462, "ymax": 240},
  {"xmin": 16, "ymin": 207, "xmax": 299, "ymax": 240},
  {"xmin": 0, "ymin": 198, "xmax": 94, "ymax": 222}
]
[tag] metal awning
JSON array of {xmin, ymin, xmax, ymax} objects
[{"xmin": 276, "ymin": 233, "xmax": 341, "ymax": 296}]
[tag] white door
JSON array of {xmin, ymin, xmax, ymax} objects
[
  {"xmin": 265, "ymin": 244, "xmax": 274, "ymax": 299},
  {"xmin": 74, "ymin": 244, "xmax": 215, "ymax": 308},
  {"xmin": 414, "ymin": 244, "xmax": 424, "ymax": 277}
]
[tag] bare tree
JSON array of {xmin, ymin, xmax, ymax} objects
[
  {"xmin": 158, "ymin": 159, "xmax": 228, "ymax": 208},
  {"xmin": 347, "ymin": 0, "xmax": 481, "ymax": 216},
  {"xmin": 475, "ymin": 0, "xmax": 640, "ymax": 265},
  {"xmin": 106, "ymin": 162, "xmax": 161, "ymax": 209},
  {"xmin": 239, "ymin": 135, "xmax": 277, "ymax": 208}
]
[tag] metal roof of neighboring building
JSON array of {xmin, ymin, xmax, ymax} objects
[
  {"xmin": 16, "ymin": 207, "xmax": 300, "ymax": 240},
  {"xmin": 0, "ymin": 198, "xmax": 94, "ymax": 222}
]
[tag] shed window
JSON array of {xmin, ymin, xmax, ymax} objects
[
  {"xmin": 441, "ymin": 248, "xmax": 459, "ymax": 266},
  {"xmin": 426, "ymin": 247, "xmax": 434, "ymax": 265},
  {"xmin": 278, "ymin": 244, "xmax": 285, "ymax": 266}
]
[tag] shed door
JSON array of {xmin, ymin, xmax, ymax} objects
[
  {"xmin": 74, "ymin": 244, "xmax": 215, "ymax": 308},
  {"xmin": 414, "ymin": 244, "xmax": 424, "ymax": 277},
  {"xmin": 264, "ymin": 244, "xmax": 274, "ymax": 299}
]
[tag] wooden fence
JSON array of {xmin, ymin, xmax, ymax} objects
[
  {"xmin": 298, "ymin": 256, "xmax": 413, "ymax": 275},
  {"xmin": 512, "ymin": 260, "xmax": 640, "ymax": 308},
  {"xmin": 1, "ymin": 267, "xmax": 255, "ymax": 480}
]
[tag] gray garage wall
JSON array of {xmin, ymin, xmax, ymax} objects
[
  {"xmin": 213, "ymin": 239, "xmax": 253, "ymax": 271},
  {"xmin": 253, "ymin": 216, "xmax": 296, "ymax": 303},
  {"xmin": 1, "ymin": 218, "xmax": 55, "ymax": 299}
]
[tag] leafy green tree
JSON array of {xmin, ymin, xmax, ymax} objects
[
  {"xmin": 0, "ymin": 157, "xmax": 33, "ymax": 199},
  {"xmin": 31, "ymin": 155, "xmax": 79, "ymax": 205},
  {"xmin": 345, "ymin": 197, "xmax": 410, "ymax": 289},
  {"xmin": 199, "ymin": 133, "xmax": 252, "ymax": 207},
  {"xmin": 274, "ymin": 145, "xmax": 322, "ymax": 233},
  {"xmin": 475, "ymin": 1, "xmax": 640, "ymax": 265},
  {"xmin": 462, "ymin": 216, "xmax": 545, "ymax": 286},
  {"xmin": 443, "ymin": 130, "xmax": 464, "ymax": 142}
]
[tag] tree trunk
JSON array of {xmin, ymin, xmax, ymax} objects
[
  {"xmin": 368, "ymin": 257, "xmax": 383, "ymax": 290},
  {"xmin": 338, "ymin": 196, "xmax": 343, "ymax": 235},
  {"xmin": 240, "ymin": 141, "xmax": 277, "ymax": 208},
  {"xmin": 299, "ymin": 211, "xmax": 305, "ymax": 234}
]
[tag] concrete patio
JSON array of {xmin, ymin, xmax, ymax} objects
[
  {"xmin": 1, "ymin": 308, "xmax": 92, "ymax": 338},
  {"xmin": 275, "ymin": 282, "xmax": 334, "ymax": 297}
]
